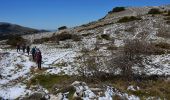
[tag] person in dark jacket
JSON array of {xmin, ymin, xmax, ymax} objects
[
  {"xmin": 16, "ymin": 43, "xmax": 20, "ymax": 52},
  {"xmin": 31, "ymin": 46, "xmax": 36, "ymax": 61},
  {"xmin": 22, "ymin": 44, "xmax": 26, "ymax": 53},
  {"xmin": 26, "ymin": 45, "xmax": 30, "ymax": 55},
  {"xmin": 35, "ymin": 49, "xmax": 42, "ymax": 70}
]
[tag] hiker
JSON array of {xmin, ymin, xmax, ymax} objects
[
  {"xmin": 16, "ymin": 43, "xmax": 20, "ymax": 52},
  {"xmin": 35, "ymin": 49, "xmax": 42, "ymax": 70},
  {"xmin": 22, "ymin": 44, "xmax": 26, "ymax": 53},
  {"xmin": 26, "ymin": 45, "xmax": 30, "ymax": 55},
  {"xmin": 31, "ymin": 46, "xmax": 36, "ymax": 61}
]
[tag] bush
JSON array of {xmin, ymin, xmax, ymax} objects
[
  {"xmin": 157, "ymin": 28, "xmax": 170, "ymax": 38},
  {"xmin": 148, "ymin": 8, "xmax": 162, "ymax": 14},
  {"xmin": 82, "ymin": 33, "xmax": 93, "ymax": 37},
  {"xmin": 56, "ymin": 32, "xmax": 72, "ymax": 41},
  {"xmin": 168, "ymin": 10, "xmax": 170, "ymax": 16},
  {"xmin": 58, "ymin": 26, "xmax": 67, "ymax": 30},
  {"xmin": 6, "ymin": 35, "xmax": 27, "ymax": 47},
  {"xmin": 33, "ymin": 32, "xmax": 81, "ymax": 44},
  {"xmin": 100, "ymin": 34, "xmax": 110, "ymax": 40},
  {"xmin": 164, "ymin": 17, "xmax": 170, "ymax": 20},
  {"xmin": 107, "ymin": 46, "xmax": 118, "ymax": 50},
  {"xmin": 155, "ymin": 42, "xmax": 170, "ymax": 49},
  {"xmin": 108, "ymin": 7, "xmax": 125, "ymax": 13},
  {"xmin": 117, "ymin": 16, "xmax": 141, "ymax": 23},
  {"xmin": 108, "ymin": 39, "xmax": 165, "ymax": 80},
  {"xmin": 166, "ymin": 21, "xmax": 170, "ymax": 24},
  {"xmin": 72, "ymin": 34, "xmax": 82, "ymax": 41}
]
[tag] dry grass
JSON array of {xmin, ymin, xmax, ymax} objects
[{"xmin": 111, "ymin": 78, "xmax": 170, "ymax": 99}]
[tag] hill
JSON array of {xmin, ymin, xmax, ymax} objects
[
  {"xmin": 1, "ymin": 5, "xmax": 170, "ymax": 100},
  {"xmin": 0, "ymin": 22, "xmax": 48, "ymax": 40}
]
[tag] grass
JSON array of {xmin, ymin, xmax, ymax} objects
[
  {"xmin": 28, "ymin": 74, "xmax": 71, "ymax": 91},
  {"xmin": 27, "ymin": 74, "xmax": 170, "ymax": 99},
  {"xmin": 111, "ymin": 78, "xmax": 170, "ymax": 99}
]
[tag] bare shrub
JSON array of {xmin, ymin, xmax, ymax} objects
[
  {"xmin": 155, "ymin": 42, "xmax": 170, "ymax": 50},
  {"xmin": 107, "ymin": 39, "xmax": 165, "ymax": 80},
  {"xmin": 124, "ymin": 39, "xmax": 164, "ymax": 55},
  {"xmin": 77, "ymin": 48, "xmax": 109, "ymax": 81},
  {"xmin": 156, "ymin": 28, "xmax": 170, "ymax": 38}
]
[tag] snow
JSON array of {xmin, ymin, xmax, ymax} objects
[
  {"xmin": 0, "ymin": 84, "xmax": 27, "ymax": 99},
  {"xmin": 98, "ymin": 86, "xmax": 114, "ymax": 100},
  {"xmin": 0, "ymin": 50, "xmax": 36, "ymax": 99},
  {"xmin": 0, "ymin": 44, "xmax": 79, "ymax": 99},
  {"xmin": 133, "ymin": 54, "xmax": 170, "ymax": 75},
  {"xmin": 127, "ymin": 85, "xmax": 140, "ymax": 91}
]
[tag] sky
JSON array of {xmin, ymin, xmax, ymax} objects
[{"xmin": 0, "ymin": 0, "xmax": 170, "ymax": 30}]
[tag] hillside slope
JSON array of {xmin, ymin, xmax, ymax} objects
[{"xmin": 0, "ymin": 22, "xmax": 48, "ymax": 39}]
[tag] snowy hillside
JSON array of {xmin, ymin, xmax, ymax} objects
[{"xmin": 1, "ymin": 5, "xmax": 170, "ymax": 100}]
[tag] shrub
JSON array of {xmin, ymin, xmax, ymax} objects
[
  {"xmin": 108, "ymin": 39, "xmax": 165, "ymax": 80},
  {"xmin": 157, "ymin": 28, "xmax": 170, "ymax": 38},
  {"xmin": 72, "ymin": 34, "xmax": 82, "ymax": 41},
  {"xmin": 168, "ymin": 10, "xmax": 170, "ymax": 15},
  {"xmin": 6, "ymin": 35, "xmax": 27, "ymax": 47},
  {"xmin": 77, "ymin": 48, "xmax": 109, "ymax": 81},
  {"xmin": 56, "ymin": 32, "xmax": 72, "ymax": 41},
  {"xmin": 148, "ymin": 8, "xmax": 162, "ymax": 14},
  {"xmin": 33, "ymin": 32, "xmax": 81, "ymax": 44},
  {"xmin": 166, "ymin": 21, "xmax": 170, "ymax": 24},
  {"xmin": 82, "ymin": 33, "xmax": 93, "ymax": 37},
  {"xmin": 100, "ymin": 34, "xmax": 110, "ymax": 40},
  {"xmin": 117, "ymin": 16, "xmax": 141, "ymax": 23},
  {"xmin": 108, "ymin": 7, "xmax": 125, "ymax": 13},
  {"xmin": 123, "ymin": 39, "xmax": 165, "ymax": 55},
  {"xmin": 155, "ymin": 42, "xmax": 170, "ymax": 49},
  {"xmin": 107, "ymin": 46, "xmax": 118, "ymax": 50},
  {"xmin": 164, "ymin": 17, "xmax": 170, "ymax": 20},
  {"xmin": 58, "ymin": 26, "xmax": 67, "ymax": 30}
]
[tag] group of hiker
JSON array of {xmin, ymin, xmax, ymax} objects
[
  {"xmin": 16, "ymin": 43, "xmax": 42, "ymax": 70},
  {"xmin": 17, "ymin": 43, "xmax": 30, "ymax": 55}
]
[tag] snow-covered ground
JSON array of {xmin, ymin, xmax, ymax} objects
[
  {"xmin": 0, "ymin": 41, "xmax": 170, "ymax": 99},
  {"xmin": 0, "ymin": 50, "xmax": 36, "ymax": 99},
  {"xmin": 0, "ymin": 44, "xmax": 79, "ymax": 99}
]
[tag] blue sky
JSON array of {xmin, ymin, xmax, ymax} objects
[{"xmin": 0, "ymin": 0, "xmax": 170, "ymax": 30}]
